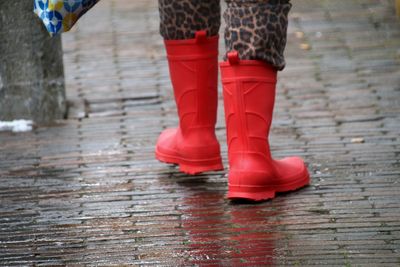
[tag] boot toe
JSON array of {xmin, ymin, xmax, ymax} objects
[
  {"xmin": 156, "ymin": 128, "xmax": 177, "ymax": 150},
  {"xmin": 274, "ymin": 157, "xmax": 308, "ymax": 180},
  {"xmin": 155, "ymin": 128, "xmax": 180, "ymax": 160},
  {"xmin": 272, "ymin": 156, "xmax": 310, "ymax": 191}
]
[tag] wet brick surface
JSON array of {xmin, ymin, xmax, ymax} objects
[{"xmin": 1, "ymin": 0, "xmax": 400, "ymax": 266}]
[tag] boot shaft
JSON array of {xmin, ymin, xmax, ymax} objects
[
  {"xmin": 164, "ymin": 31, "xmax": 219, "ymax": 132},
  {"xmin": 220, "ymin": 52, "xmax": 277, "ymax": 158}
]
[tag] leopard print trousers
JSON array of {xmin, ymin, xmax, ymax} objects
[{"xmin": 158, "ymin": 0, "xmax": 291, "ymax": 70}]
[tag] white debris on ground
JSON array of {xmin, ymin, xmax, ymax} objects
[
  {"xmin": 0, "ymin": 120, "xmax": 34, "ymax": 133},
  {"xmin": 351, "ymin": 137, "xmax": 365, "ymax": 144}
]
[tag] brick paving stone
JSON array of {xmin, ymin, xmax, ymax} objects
[{"xmin": 1, "ymin": 0, "xmax": 400, "ymax": 266}]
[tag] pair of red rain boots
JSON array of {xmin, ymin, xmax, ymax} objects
[{"xmin": 155, "ymin": 31, "xmax": 310, "ymax": 201}]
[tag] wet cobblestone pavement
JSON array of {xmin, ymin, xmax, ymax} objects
[{"xmin": 1, "ymin": 0, "xmax": 400, "ymax": 266}]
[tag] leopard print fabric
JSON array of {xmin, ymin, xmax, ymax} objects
[
  {"xmin": 224, "ymin": 0, "xmax": 291, "ymax": 70},
  {"xmin": 158, "ymin": 0, "xmax": 291, "ymax": 70},
  {"xmin": 158, "ymin": 0, "xmax": 221, "ymax": 39}
]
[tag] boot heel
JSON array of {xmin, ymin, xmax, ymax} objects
[
  {"xmin": 227, "ymin": 185, "xmax": 276, "ymax": 201},
  {"xmin": 155, "ymin": 147, "xmax": 223, "ymax": 175},
  {"xmin": 179, "ymin": 158, "xmax": 223, "ymax": 175}
]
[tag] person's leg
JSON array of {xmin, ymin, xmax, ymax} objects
[
  {"xmin": 224, "ymin": 0, "xmax": 291, "ymax": 70},
  {"xmin": 158, "ymin": 0, "xmax": 221, "ymax": 40},
  {"xmin": 156, "ymin": 1, "xmax": 223, "ymax": 174},
  {"xmin": 220, "ymin": 0, "xmax": 310, "ymax": 201}
]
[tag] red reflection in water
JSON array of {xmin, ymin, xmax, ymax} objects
[{"xmin": 181, "ymin": 191, "xmax": 282, "ymax": 266}]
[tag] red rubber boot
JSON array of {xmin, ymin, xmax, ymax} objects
[
  {"xmin": 155, "ymin": 31, "xmax": 223, "ymax": 175},
  {"xmin": 220, "ymin": 52, "xmax": 310, "ymax": 201}
]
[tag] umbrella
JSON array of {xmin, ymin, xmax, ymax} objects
[{"xmin": 34, "ymin": 0, "xmax": 100, "ymax": 36}]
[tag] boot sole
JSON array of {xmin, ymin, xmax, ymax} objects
[
  {"xmin": 227, "ymin": 171, "xmax": 310, "ymax": 201},
  {"xmin": 155, "ymin": 149, "xmax": 224, "ymax": 175}
]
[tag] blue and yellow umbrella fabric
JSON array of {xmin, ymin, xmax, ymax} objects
[{"xmin": 34, "ymin": 0, "xmax": 99, "ymax": 36}]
